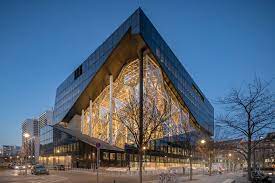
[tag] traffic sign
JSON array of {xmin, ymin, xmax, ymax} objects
[{"xmin": 96, "ymin": 142, "xmax": 101, "ymax": 148}]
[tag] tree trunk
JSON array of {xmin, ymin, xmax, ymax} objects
[
  {"xmin": 189, "ymin": 155, "xmax": 192, "ymax": 180},
  {"xmin": 139, "ymin": 149, "xmax": 143, "ymax": 183},
  {"xmin": 209, "ymin": 152, "xmax": 212, "ymax": 176},
  {"xmin": 138, "ymin": 48, "xmax": 144, "ymax": 183},
  {"xmin": 247, "ymin": 137, "xmax": 252, "ymax": 181},
  {"xmin": 262, "ymin": 147, "xmax": 265, "ymax": 168},
  {"xmin": 253, "ymin": 147, "xmax": 256, "ymax": 170}
]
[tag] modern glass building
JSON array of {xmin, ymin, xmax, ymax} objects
[{"xmin": 40, "ymin": 8, "xmax": 214, "ymax": 169}]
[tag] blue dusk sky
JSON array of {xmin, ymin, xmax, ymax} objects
[{"xmin": 0, "ymin": 0, "xmax": 274, "ymax": 145}]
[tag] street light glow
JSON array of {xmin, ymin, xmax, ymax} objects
[
  {"xmin": 142, "ymin": 146, "xmax": 146, "ymax": 150},
  {"xmin": 23, "ymin": 133, "xmax": 30, "ymax": 138},
  {"xmin": 229, "ymin": 153, "xmax": 232, "ymax": 157},
  {"xmin": 200, "ymin": 139, "xmax": 206, "ymax": 144}
]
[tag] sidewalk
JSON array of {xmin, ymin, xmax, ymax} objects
[{"xmin": 144, "ymin": 172, "xmax": 245, "ymax": 183}]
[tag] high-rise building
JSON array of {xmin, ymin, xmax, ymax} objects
[
  {"xmin": 22, "ymin": 119, "xmax": 39, "ymax": 138},
  {"xmin": 21, "ymin": 118, "xmax": 39, "ymax": 162},
  {"xmin": 21, "ymin": 110, "xmax": 53, "ymax": 163},
  {"xmin": 0, "ymin": 145, "xmax": 20, "ymax": 157},
  {"xmin": 39, "ymin": 8, "xmax": 214, "ymax": 169},
  {"xmin": 38, "ymin": 110, "xmax": 53, "ymax": 159},
  {"xmin": 38, "ymin": 110, "xmax": 53, "ymax": 129}
]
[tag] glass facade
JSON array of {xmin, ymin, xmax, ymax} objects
[
  {"xmin": 53, "ymin": 8, "xmax": 214, "ymax": 135},
  {"xmin": 138, "ymin": 10, "xmax": 214, "ymax": 134},
  {"xmin": 40, "ymin": 125, "xmax": 54, "ymax": 155},
  {"xmin": 48, "ymin": 8, "xmax": 214, "ymax": 169},
  {"xmin": 40, "ymin": 125, "xmax": 126, "ymax": 168},
  {"xmin": 40, "ymin": 125, "xmax": 204, "ymax": 169},
  {"xmin": 53, "ymin": 10, "xmax": 141, "ymax": 124},
  {"xmin": 42, "ymin": 55, "xmax": 208, "ymax": 169}
]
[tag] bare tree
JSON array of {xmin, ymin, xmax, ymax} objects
[
  {"xmin": 182, "ymin": 128, "xmax": 196, "ymax": 180},
  {"xmin": 216, "ymin": 77, "xmax": 275, "ymax": 181},
  {"xmin": 115, "ymin": 85, "xmax": 172, "ymax": 182}
]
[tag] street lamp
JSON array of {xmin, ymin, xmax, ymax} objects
[
  {"xmin": 23, "ymin": 133, "xmax": 31, "ymax": 165},
  {"xmin": 229, "ymin": 153, "xmax": 232, "ymax": 157},
  {"xmin": 23, "ymin": 133, "xmax": 30, "ymax": 138},
  {"xmin": 200, "ymin": 139, "xmax": 206, "ymax": 144},
  {"xmin": 142, "ymin": 146, "xmax": 146, "ymax": 170}
]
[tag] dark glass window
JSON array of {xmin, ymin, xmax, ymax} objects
[
  {"xmin": 192, "ymin": 84, "xmax": 205, "ymax": 102},
  {"xmin": 74, "ymin": 65, "xmax": 83, "ymax": 80}
]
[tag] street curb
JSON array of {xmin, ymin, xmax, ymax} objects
[{"xmin": 222, "ymin": 179, "xmax": 235, "ymax": 183}]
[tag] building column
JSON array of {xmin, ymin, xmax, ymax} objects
[
  {"xmin": 81, "ymin": 109, "xmax": 84, "ymax": 134},
  {"xmin": 89, "ymin": 100, "xmax": 93, "ymax": 137},
  {"xmin": 109, "ymin": 75, "xmax": 113, "ymax": 145}
]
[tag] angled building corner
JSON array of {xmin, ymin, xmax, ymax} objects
[{"xmin": 40, "ymin": 8, "xmax": 214, "ymax": 169}]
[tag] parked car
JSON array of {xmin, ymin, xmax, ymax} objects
[
  {"xmin": 31, "ymin": 165, "xmax": 49, "ymax": 175},
  {"xmin": 8, "ymin": 163, "xmax": 15, "ymax": 169},
  {"xmin": 14, "ymin": 164, "xmax": 26, "ymax": 170},
  {"xmin": 262, "ymin": 167, "xmax": 274, "ymax": 176},
  {"xmin": 53, "ymin": 164, "xmax": 65, "ymax": 171},
  {"xmin": 252, "ymin": 170, "xmax": 272, "ymax": 183}
]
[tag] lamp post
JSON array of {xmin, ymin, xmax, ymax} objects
[
  {"xmin": 228, "ymin": 153, "xmax": 232, "ymax": 171},
  {"xmin": 200, "ymin": 139, "xmax": 206, "ymax": 175},
  {"xmin": 143, "ymin": 146, "xmax": 146, "ymax": 170},
  {"xmin": 23, "ymin": 133, "xmax": 30, "ymax": 176},
  {"xmin": 200, "ymin": 139, "xmax": 212, "ymax": 176},
  {"xmin": 23, "ymin": 133, "xmax": 30, "ymax": 161}
]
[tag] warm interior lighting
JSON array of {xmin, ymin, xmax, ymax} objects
[{"xmin": 81, "ymin": 56, "xmax": 193, "ymax": 148}]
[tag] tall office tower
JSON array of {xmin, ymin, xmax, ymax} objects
[{"xmin": 21, "ymin": 118, "xmax": 39, "ymax": 162}]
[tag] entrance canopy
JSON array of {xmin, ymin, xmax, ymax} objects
[{"xmin": 53, "ymin": 124, "xmax": 124, "ymax": 152}]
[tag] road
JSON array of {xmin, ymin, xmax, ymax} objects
[
  {"xmin": 174, "ymin": 172, "xmax": 247, "ymax": 183},
  {"xmin": 0, "ymin": 169, "xmax": 249, "ymax": 183}
]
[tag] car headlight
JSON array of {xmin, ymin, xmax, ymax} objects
[
  {"xmin": 268, "ymin": 172, "xmax": 272, "ymax": 175},
  {"xmin": 22, "ymin": 166, "xmax": 26, "ymax": 169},
  {"xmin": 15, "ymin": 166, "xmax": 19, "ymax": 169}
]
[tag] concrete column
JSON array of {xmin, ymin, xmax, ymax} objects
[
  {"xmin": 109, "ymin": 75, "xmax": 113, "ymax": 145},
  {"xmin": 81, "ymin": 109, "xmax": 84, "ymax": 134},
  {"xmin": 89, "ymin": 100, "xmax": 93, "ymax": 137}
]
